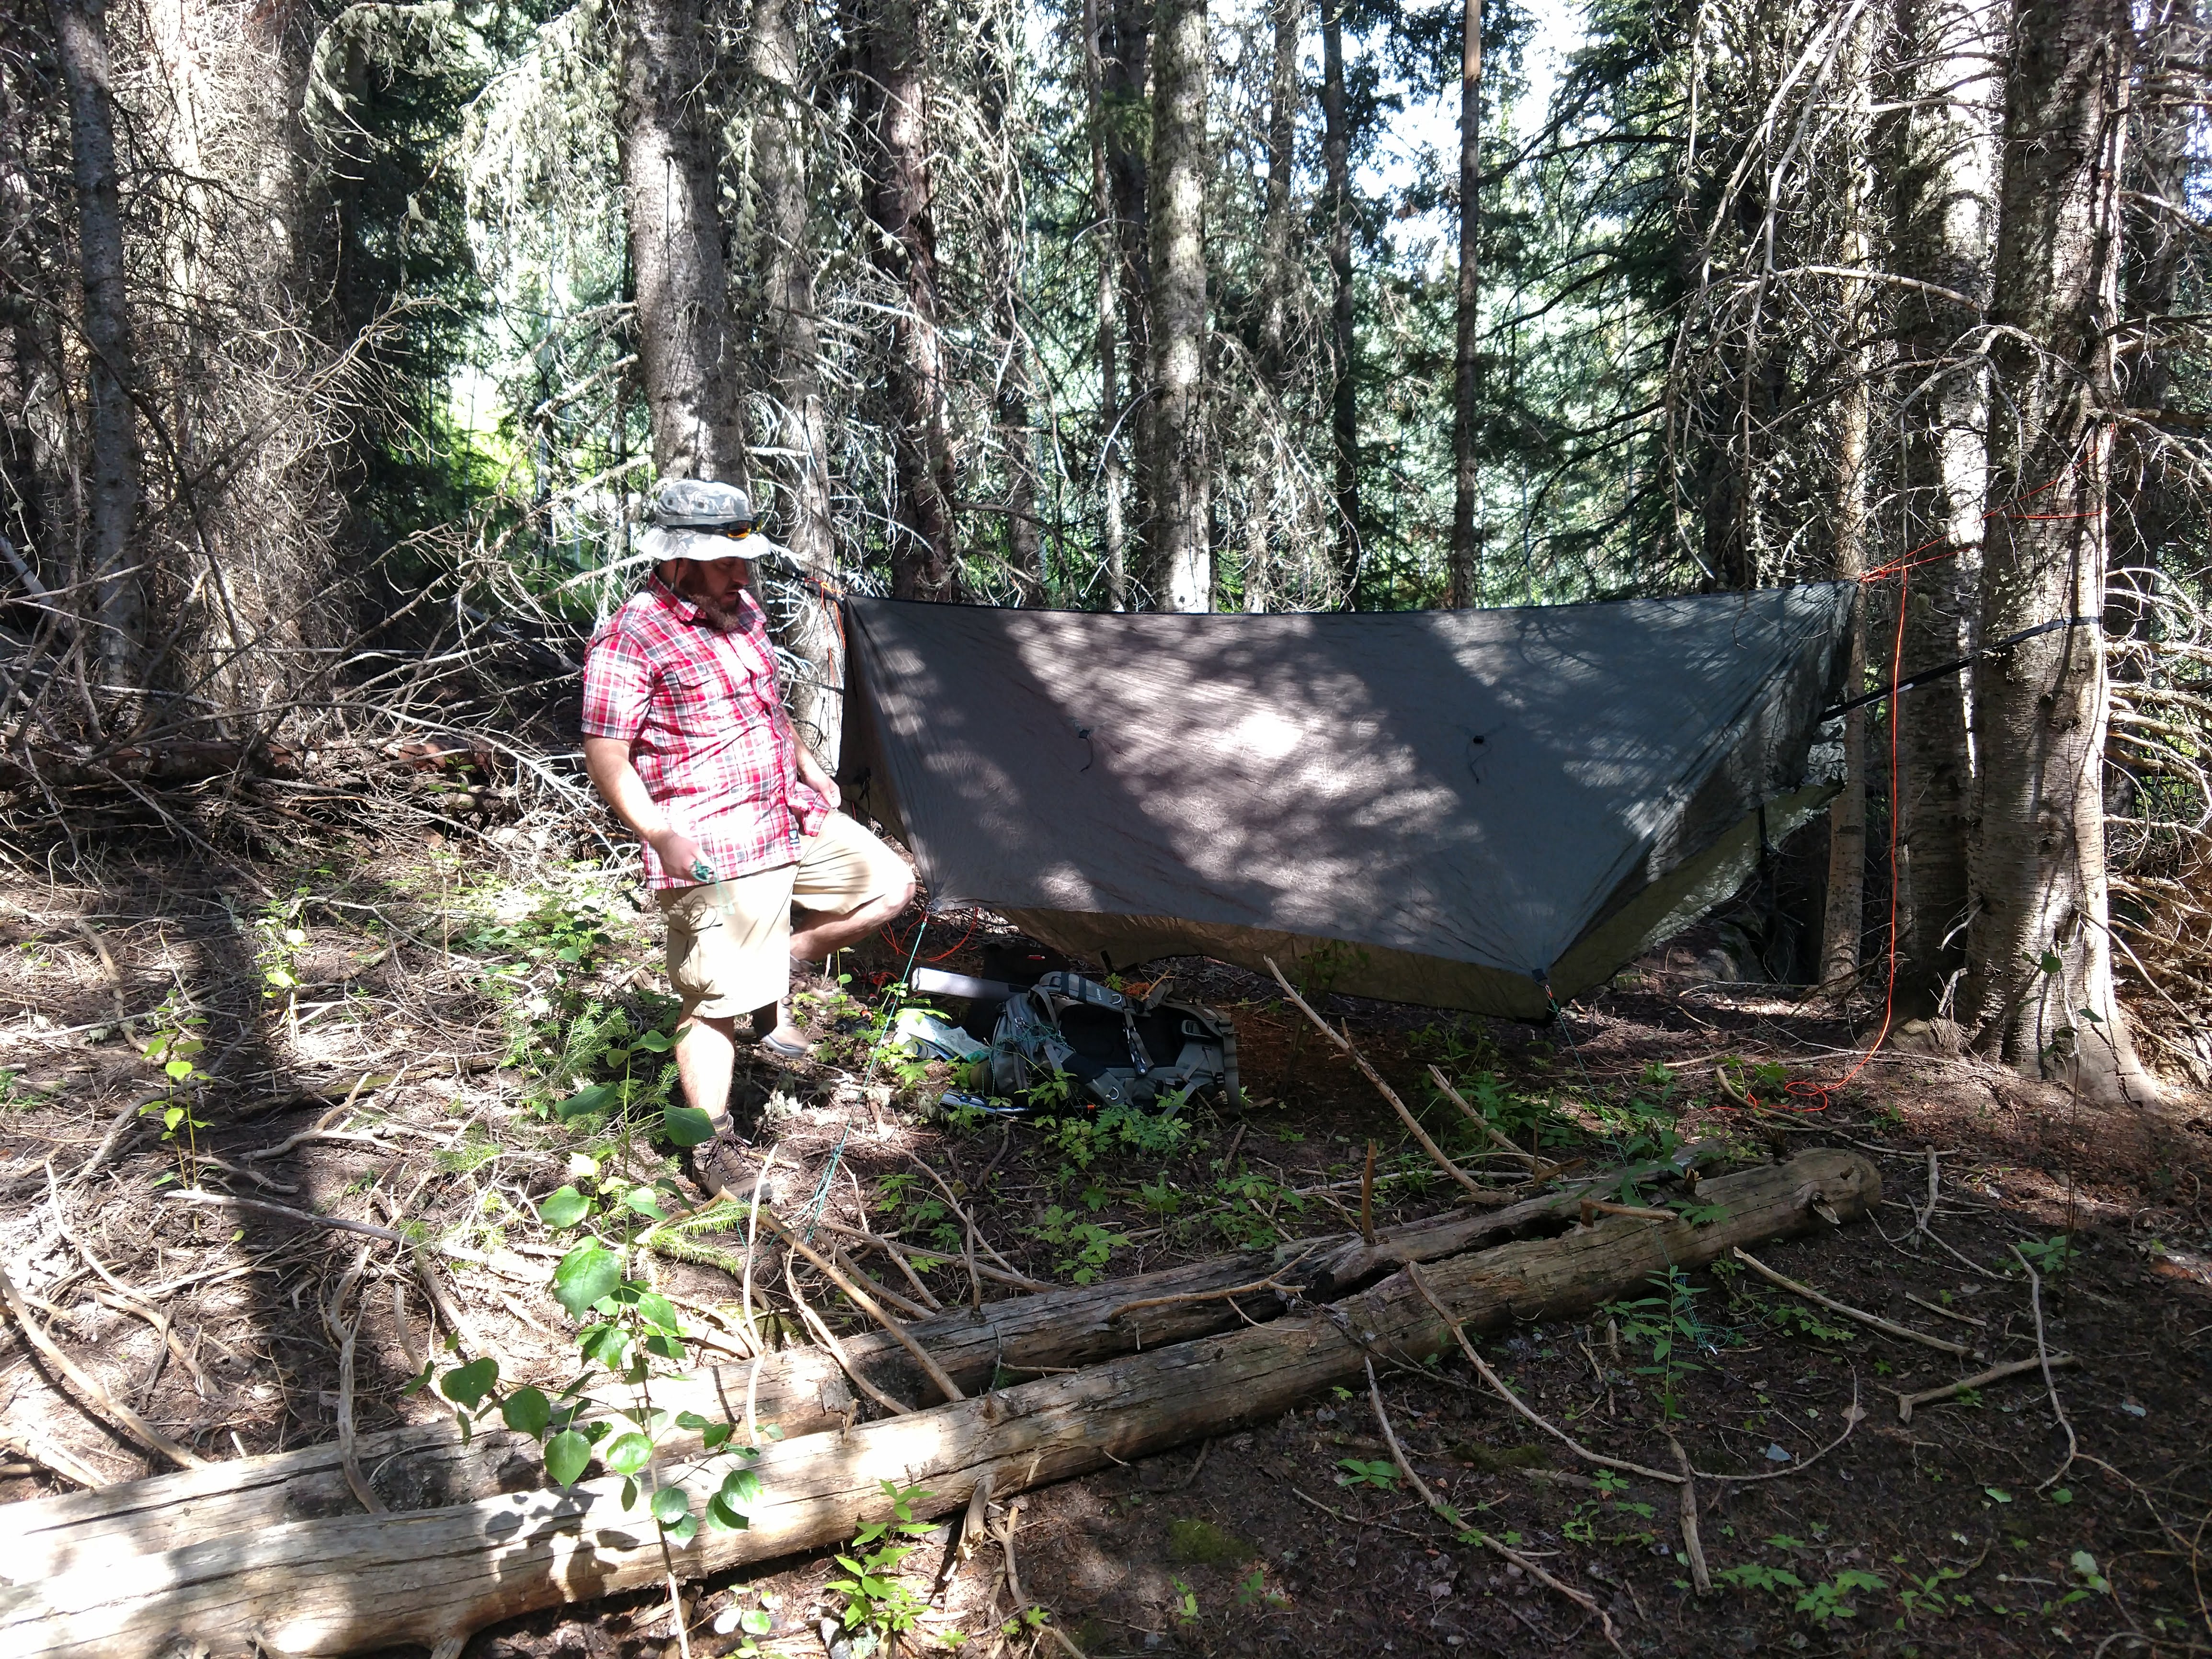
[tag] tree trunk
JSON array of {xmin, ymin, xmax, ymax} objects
[
  {"xmin": 0, "ymin": 1152, "xmax": 1875, "ymax": 1657},
  {"xmin": 1963, "ymin": 0, "xmax": 2147, "ymax": 1098},
  {"xmin": 1245, "ymin": 0, "xmax": 1300, "ymax": 614},
  {"xmin": 1889, "ymin": 0, "xmax": 2000, "ymax": 1014},
  {"xmin": 1320, "ymin": 0, "xmax": 1360, "ymax": 603},
  {"xmin": 47, "ymin": 0, "xmax": 142, "ymax": 693},
  {"xmin": 864, "ymin": 0, "xmax": 959, "ymax": 600},
  {"xmin": 1144, "ymin": 0, "xmax": 1209, "ymax": 611},
  {"xmin": 617, "ymin": 0, "xmax": 745, "ymax": 480},
  {"xmin": 1083, "ymin": 0, "xmax": 1129, "ymax": 611},
  {"xmin": 1106, "ymin": 0, "xmax": 1150, "ymax": 573},
  {"xmin": 1446, "ymin": 0, "xmax": 1483, "ymax": 608},
  {"xmin": 981, "ymin": 23, "xmax": 1043, "ymax": 599},
  {"xmin": 1819, "ymin": 19, "xmax": 1875, "ymax": 994},
  {"xmin": 750, "ymin": 0, "xmax": 842, "ymax": 759}
]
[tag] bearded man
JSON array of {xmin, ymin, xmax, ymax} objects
[{"xmin": 581, "ymin": 478, "xmax": 912, "ymax": 1194}]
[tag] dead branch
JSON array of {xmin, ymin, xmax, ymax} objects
[
  {"xmin": 0, "ymin": 1263, "xmax": 207, "ymax": 1471},
  {"xmin": 1266, "ymin": 957, "xmax": 1512, "ymax": 1207},
  {"xmin": 1732, "ymin": 1246, "xmax": 1974, "ymax": 1356},
  {"xmin": 1894, "ymin": 1353, "xmax": 2080, "ymax": 1423}
]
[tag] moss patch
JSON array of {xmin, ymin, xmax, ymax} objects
[{"xmin": 1166, "ymin": 1518, "xmax": 1253, "ymax": 1565}]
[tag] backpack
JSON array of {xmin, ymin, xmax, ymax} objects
[{"xmin": 986, "ymin": 971, "xmax": 1238, "ymax": 1111}]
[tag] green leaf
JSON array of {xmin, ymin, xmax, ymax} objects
[
  {"xmin": 701, "ymin": 1423, "xmax": 733, "ymax": 1451},
  {"xmin": 544, "ymin": 1429, "xmax": 592, "ymax": 1487},
  {"xmin": 624, "ymin": 1188, "xmax": 670, "ymax": 1222},
  {"xmin": 663, "ymin": 1103, "xmax": 716, "ymax": 1148},
  {"xmin": 651, "ymin": 1485, "xmax": 691, "ymax": 1524},
  {"xmin": 540, "ymin": 1186, "xmax": 592, "ymax": 1229},
  {"xmin": 740, "ymin": 1609, "xmax": 772, "ymax": 1636},
  {"xmin": 662, "ymin": 1511, "xmax": 698, "ymax": 1545},
  {"xmin": 439, "ymin": 1356, "xmax": 499, "ymax": 1406},
  {"xmin": 579, "ymin": 1323, "xmax": 630, "ymax": 1369},
  {"xmin": 604, "ymin": 1432, "xmax": 653, "ymax": 1476},
  {"xmin": 635, "ymin": 1029, "xmax": 675, "ymax": 1052},
  {"xmin": 635, "ymin": 1292, "xmax": 682, "ymax": 1335},
  {"xmin": 163, "ymin": 1106, "xmax": 185, "ymax": 1131},
  {"xmin": 2039, "ymin": 951, "xmax": 2064, "ymax": 976},
  {"xmin": 675, "ymin": 1410, "xmax": 714, "ymax": 1431},
  {"xmin": 558, "ymin": 1083, "xmax": 616, "ymax": 1121},
  {"xmin": 164, "ymin": 1058, "xmax": 195, "ymax": 1081},
  {"xmin": 552, "ymin": 1241, "xmax": 622, "ymax": 1318},
  {"xmin": 720, "ymin": 1467, "xmax": 764, "ymax": 1511},
  {"xmin": 501, "ymin": 1386, "xmax": 552, "ymax": 1437},
  {"xmin": 707, "ymin": 1493, "xmax": 750, "ymax": 1532}
]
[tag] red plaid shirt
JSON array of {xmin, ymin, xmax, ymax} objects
[{"xmin": 581, "ymin": 575, "xmax": 829, "ymax": 888}]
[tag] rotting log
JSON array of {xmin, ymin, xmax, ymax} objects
[
  {"xmin": 0, "ymin": 1150, "xmax": 1874, "ymax": 1658},
  {"xmin": 0, "ymin": 1153, "xmax": 1716, "ymax": 1578}
]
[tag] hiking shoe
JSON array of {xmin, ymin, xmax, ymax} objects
[{"xmin": 689, "ymin": 1125, "xmax": 757, "ymax": 1199}]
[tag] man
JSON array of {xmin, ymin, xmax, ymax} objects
[{"xmin": 581, "ymin": 478, "xmax": 913, "ymax": 1194}]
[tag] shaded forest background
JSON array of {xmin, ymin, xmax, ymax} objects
[{"xmin": 1, "ymin": 0, "xmax": 2208, "ymax": 1094}]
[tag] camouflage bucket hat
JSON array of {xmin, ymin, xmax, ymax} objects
[{"xmin": 650, "ymin": 477, "xmax": 753, "ymax": 529}]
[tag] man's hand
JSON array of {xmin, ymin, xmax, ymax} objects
[{"xmin": 648, "ymin": 826, "xmax": 709, "ymax": 883}]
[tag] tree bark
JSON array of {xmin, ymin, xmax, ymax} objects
[
  {"xmin": 980, "ymin": 22, "xmax": 1043, "ymax": 598},
  {"xmin": 750, "ymin": 0, "xmax": 842, "ymax": 759},
  {"xmin": 1106, "ymin": 0, "xmax": 1150, "ymax": 554},
  {"xmin": 0, "ymin": 1152, "xmax": 1875, "ymax": 1657},
  {"xmin": 1889, "ymin": 0, "xmax": 2000, "ymax": 1013},
  {"xmin": 617, "ymin": 0, "xmax": 745, "ymax": 480},
  {"xmin": 1963, "ymin": 0, "xmax": 2147, "ymax": 1097},
  {"xmin": 1084, "ymin": 0, "xmax": 1130, "ymax": 610},
  {"xmin": 1144, "ymin": 0, "xmax": 1209, "ymax": 611},
  {"xmin": 1446, "ymin": 0, "xmax": 1483, "ymax": 608},
  {"xmin": 863, "ymin": 0, "xmax": 960, "ymax": 600},
  {"xmin": 1320, "ymin": 0, "xmax": 1360, "ymax": 603},
  {"xmin": 1819, "ymin": 17, "xmax": 1875, "ymax": 994},
  {"xmin": 1245, "ymin": 0, "xmax": 1300, "ymax": 614},
  {"xmin": 47, "ymin": 0, "xmax": 142, "ymax": 692}
]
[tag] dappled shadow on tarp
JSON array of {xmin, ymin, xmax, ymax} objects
[{"xmin": 841, "ymin": 588, "xmax": 1852, "ymax": 1015}]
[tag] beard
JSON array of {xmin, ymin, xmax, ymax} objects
[{"xmin": 674, "ymin": 562, "xmax": 753, "ymax": 632}]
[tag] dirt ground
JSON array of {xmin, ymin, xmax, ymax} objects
[{"xmin": 2, "ymin": 823, "xmax": 2209, "ymax": 1659}]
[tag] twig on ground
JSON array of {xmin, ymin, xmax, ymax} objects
[
  {"xmin": 414, "ymin": 1248, "xmax": 504, "ymax": 1376},
  {"xmin": 1903, "ymin": 1291, "xmax": 1987, "ymax": 1328},
  {"xmin": 1364, "ymin": 1357, "xmax": 1624, "ymax": 1654},
  {"xmin": 0, "ymin": 1418, "xmax": 110, "ymax": 1488},
  {"xmin": 1405, "ymin": 1263, "xmax": 1684, "ymax": 1484},
  {"xmin": 392, "ymin": 1278, "xmax": 425, "ymax": 1377},
  {"xmin": 1266, "ymin": 958, "xmax": 1511, "ymax": 1208},
  {"xmin": 741, "ymin": 1145, "xmax": 779, "ymax": 1356},
  {"xmin": 69, "ymin": 1090, "xmax": 162, "ymax": 1188},
  {"xmin": 1894, "ymin": 1354, "xmax": 2079, "ymax": 1423},
  {"xmin": 1667, "ymin": 1434, "xmax": 1712, "ymax": 1593},
  {"xmin": 43, "ymin": 1162, "xmax": 209, "ymax": 1394},
  {"xmin": 0, "ymin": 1263, "xmax": 207, "ymax": 1469},
  {"xmin": 763, "ymin": 1208, "xmax": 966, "ymax": 1404},
  {"xmin": 1732, "ymin": 1247, "xmax": 1974, "ymax": 1356},
  {"xmin": 814, "ymin": 1219, "xmax": 1046, "ymax": 1293},
  {"xmin": 988, "ymin": 1499, "xmax": 1087, "ymax": 1659},
  {"xmin": 829, "ymin": 1244, "xmax": 933, "ymax": 1321},
  {"xmin": 784, "ymin": 1255, "xmax": 913, "ymax": 1417},
  {"xmin": 844, "ymin": 1161, "xmax": 943, "ymax": 1312},
  {"xmin": 1361, "ymin": 1139, "xmax": 1377, "ymax": 1245},
  {"xmin": 1175, "ymin": 1438, "xmax": 1212, "ymax": 1491},
  {"xmin": 2009, "ymin": 1242, "xmax": 2079, "ymax": 1490},
  {"xmin": 320, "ymin": 1242, "xmax": 388, "ymax": 1514},
  {"xmin": 1427, "ymin": 1066, "xmax": 1544, "ymax": 1170}
]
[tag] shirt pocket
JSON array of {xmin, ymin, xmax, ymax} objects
[{"xmin": 657, "ymin": 673, "xmax": 729, "ymax": 738}]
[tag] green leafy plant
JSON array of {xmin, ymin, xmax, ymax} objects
[
  {"xmin": 825, "ymin": 1480, "xmax": 938, "ymax": 1646},
  {"xmin": 1334, "ymin": 1457, "xmax": 1398, "ymax": 1491},
  {"xmin": 139, "ymin": 1008, "xmax": 211, "ymax": 1185},
  {"xmin": 1610, "ymin": 1266, "xmax": 1707, "ymax": 1419},
  {"xmin": 1795, "ymin": 1569, "xmax": 1885, "ymax": 1627},
  {"xmin": 1716, "ymin": 1561, "xmax": 1807, "ymax": 1596},
  {"xmin": 1031, "ymin": 1205, "xmax": 1129, "ymax": 1284},
  {"xmin": 2013, "ymin": 1234, "xmax": 2075, "ymax": 1278}
]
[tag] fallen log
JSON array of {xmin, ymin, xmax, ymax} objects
[
  {"xmin": 0, "ymin": 1161, "xmax": 1685, "ymax": 1577},
  {"xmin": 0, "ymin": 1149, "xmax": 1875, "ymax": 1658}
]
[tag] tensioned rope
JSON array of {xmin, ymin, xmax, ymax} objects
[{"xmin": 1720, "ymin": 471, "xmax": 2100, "ymax": 1114}]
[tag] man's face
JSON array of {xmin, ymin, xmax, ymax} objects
[{"xmin": 668, "ymin": 556, "xmax": 752, "ymax": 629}]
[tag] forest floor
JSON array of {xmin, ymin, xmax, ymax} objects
[{"xmin": 1, "ymin": 818, "xmax": 2209, "ymax": 1659}]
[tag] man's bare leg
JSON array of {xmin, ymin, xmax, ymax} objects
[
  {"xmin": 674, "ymin": 1013, "xmax": 739, "ymax": 1129},
  {"xmin": 769, "ymin": 881, "xmax": 915, "ymax": 1046}
]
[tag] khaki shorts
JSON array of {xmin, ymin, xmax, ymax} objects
[{"xmin": 656, "ymin": 812, "xmax": 910, "ymax": 1021}]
